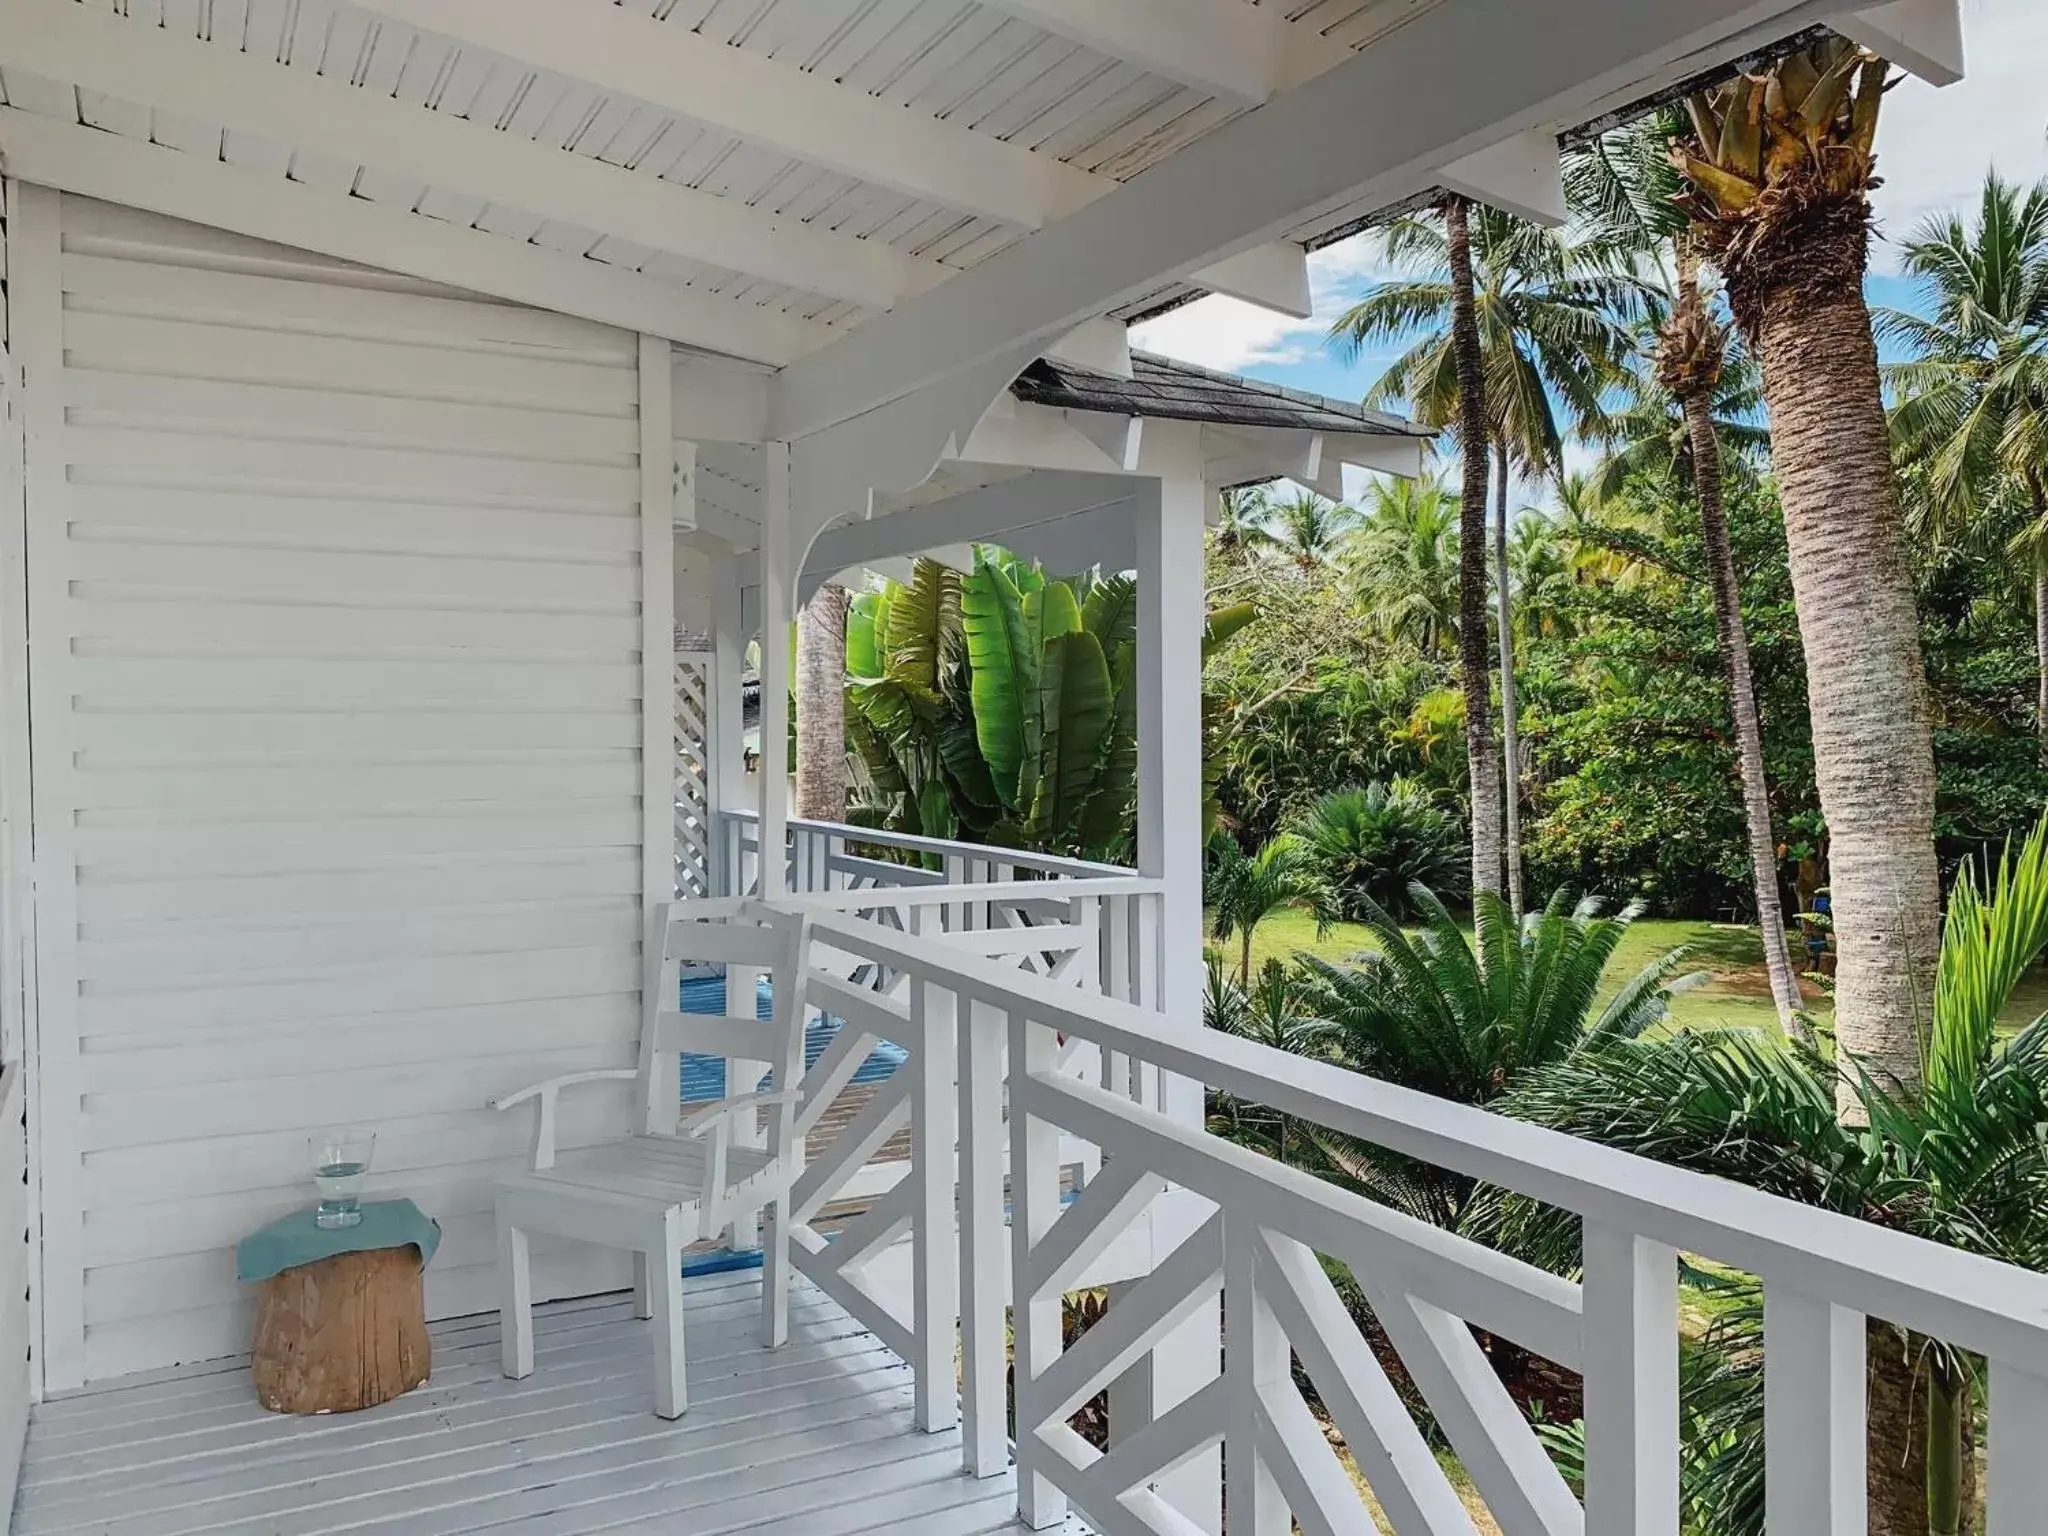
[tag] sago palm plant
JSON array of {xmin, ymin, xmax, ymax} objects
[
  {"xmin": 1290, "ymin": 781, "xmax": 1465, "ymax": 922},
  {"xmin": 1287, "ymin": 887, "xmax": 1699, "ymax": 1228}
]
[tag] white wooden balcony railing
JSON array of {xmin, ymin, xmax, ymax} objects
[
  {"xmin": 746, "ymin": 897, "xmax": 2048, "ymax": 1536},
  {"xmin": 719, "ymin": 807, "xmax": 1142, "ymax": 897}
]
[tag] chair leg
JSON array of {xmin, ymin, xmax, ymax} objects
[
  {"xmin": 650, "ymin": 1214, "xmax": 688, "ymax": 1420},
  {"xmin": 632, "ymin": 1251, "xmax": 654, "ymax": 1320},
  {"xmin": 496, "ymin": 1213, "xmax": 534, "ymax": 1381},
  {"xmin": 761, "ymin": 1194, "xmax": 791, "ymax": 1349}
]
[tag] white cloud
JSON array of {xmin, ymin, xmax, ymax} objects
[
  {"xmin": 1868, "ymin": 0, "xmax": 2048, "ymax": 267},
  {"xmin": 1131, "ymin": 239, "xmax": 1398, "ymax": 372}
]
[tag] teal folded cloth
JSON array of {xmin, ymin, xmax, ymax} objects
[{"xmin": 235, "ymin": 1199, "xmax": 441, "ymax": 1284}]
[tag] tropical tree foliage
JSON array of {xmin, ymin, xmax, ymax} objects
[
  {"xmin": 1882, "ymin": 173, "xmax": 2048, "ymax": 755},
  {"xmin": 1334, "ymin": 203, "xmax": 1646, "ymax": 916}
]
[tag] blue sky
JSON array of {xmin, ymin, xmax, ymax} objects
[{"xmin": 1131, "ymin": 0, "xmax": 2047, "ymax": 502}]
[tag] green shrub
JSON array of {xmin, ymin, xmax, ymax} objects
[{"xmin": 1291, "ymin": 781, "xmax": 1466, "ymax": 920}]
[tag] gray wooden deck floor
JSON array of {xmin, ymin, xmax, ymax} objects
[{"xmin": 13, "ymin": 1270, "xmax": 1066, "ymax": 1536}]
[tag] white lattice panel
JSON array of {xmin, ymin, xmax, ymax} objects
[{"xmin": 675, "ymin": 654, "xmax": 713, "ymax": 898}]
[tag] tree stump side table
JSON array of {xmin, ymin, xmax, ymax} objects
[{"xmin": 237, "ymin": 1198, "xmax": 441, "ymax": 1415}]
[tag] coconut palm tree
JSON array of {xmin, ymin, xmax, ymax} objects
[
  {"xmin": 1206, "ymin": 833, "xmax": 1339, "ymax": 984},
  {"xmin": 795, "ymin": 582, "xmax": 851, "ymax": 819},
  {"xmin": 1213, "ymin": 483, "xmax": 1277, "ymax": 561},
  {"xmin": 1570, "ymin": 111, "xmax": 1807, "ymax": 1037},
  {"xmin": 1330, "ymin": 196, "xmax": 1502, "ymax": 904},
  {"xmin": 1880, "ymin": 172, "xmax": 2048, "ymax": 755},
  {"xmin": 1506, "ymin": 510, "xmax": 1579, "ymax": 643},
  {"xmin": 1331, "ymin": 201, "xmax": 1639, "ymax": 918},
  {"xmin": 1347, "ymin": 473, "xmax": 1461, "ymax": 659},
  {"xmin": 1662, "ymin": 54, "xmax": 1933, "ymax": 1073},
  {"xmin": 1667, "ymin": 39, "xmax": 1939, "ymax": 1114},
  {"xmin": 1259, "ymin": 489, "xmax": 1361, "ymax": 571}
]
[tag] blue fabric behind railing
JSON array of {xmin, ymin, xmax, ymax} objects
[{"xmin": 677, "ymin": 973, "xmax": 906, "ymax": 1102}]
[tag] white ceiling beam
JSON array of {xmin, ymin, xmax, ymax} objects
[
  {"xmin": 353, "ymin": 0, "xmax": 1310, "ymax": 314},
  {"xmin": 1833, "ymin": 0, "xmax": 1965, "ymax": 87},
  {"xmin": 0, "ymin": 0, "xmax": 920, "ymax": 311},
  {"xmin": 0, "ymin": 108, "xmax": 828, "ymax": 364},
  {"xmin": 1439, "ymin": 130, "xmax": 1568, "ymax": 227},
  {"xmin": 769, "ymin": 0, "xmax": 1832, "ymax": 440},
  {"xmin": 972, "ymin": 0, "xmax": 1347, "ymax": 106}
]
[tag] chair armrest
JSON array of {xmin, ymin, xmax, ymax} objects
[
  {"xmin": 489, "ymin": 1069, "xmax": 637, "ymax": 1113},
  {"xmin": 490, "ymin": 1070, "xmax": 637, "ymax": 1170},
  {"xmin": 677, "ymin": 1088, "xmax": 803, "ymax": 1140}
]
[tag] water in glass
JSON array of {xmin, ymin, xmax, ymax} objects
[{"xmin": 312, "ymin": 1130, "xmax": 376, "ymax": 1229}]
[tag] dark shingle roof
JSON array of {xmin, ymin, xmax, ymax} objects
[{"xmin": 1009, "ymin": 350, "xmax": 1431, "ymax": 439}]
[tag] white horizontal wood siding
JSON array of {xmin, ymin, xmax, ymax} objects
[
  {"xmin": 13, "ymin": 190, "xmax": 661, "ymax": 1387},
  {"xmin": 0, "ymin": 186, "xmax": 40, "ymax": 1518},
  {"xmin": 0, "ymin": 1065, "xmax": 28, "ymax": 1526}
]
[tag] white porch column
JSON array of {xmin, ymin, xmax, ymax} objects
[
  {"xmin": 706, "ymin": 550, "xmax": 749, "ymax": 898},
  {"xmin": 1125, "ymin": 466, "xmax": 1222, "ymax": 1535},
  {"xmin": 1134, "ymin": 471, "xmax": 1206, "ymax": 1104},
  {"xmin": 758, "ymin": 442, "xmax": 794, "ymax": 898}
]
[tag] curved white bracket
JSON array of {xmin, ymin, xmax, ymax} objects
[{"xmin": 784, "ymin": 342, "xmax": 1042, "ymax": 583}]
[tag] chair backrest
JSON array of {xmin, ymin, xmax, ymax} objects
[{"xmin": 638, "ymin": 901, "xmax": 812, "ymax": 1148}]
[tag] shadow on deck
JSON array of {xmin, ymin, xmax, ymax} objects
[{"xmin": 13, "ymin": 1271, "xmax": 1067, "ymax": 1536}]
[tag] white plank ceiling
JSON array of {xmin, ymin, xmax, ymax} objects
[{"xmin": 0, "ymin": 0, "xmax": 1440, "ymax": 365}]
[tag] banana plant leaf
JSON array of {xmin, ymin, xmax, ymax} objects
[
  {"xmin": 845, "ymin": 709, "xmax": 910, "ymax": 804},
  {"xmin": 883, "ymin": 558, "xmax": 959, "ymax": 700},
  {"xmin": 1032, "ymin": 579, "xmax": 1083, "ymax": 642},
  {"xmin": 1029, "ymin": 630, "xmax": 1115, "ymax": 844},
  {"xmin": 962, "ymin": 551, "xmax": 1040, "ymax": 812},
  {"xmin": 1075, "ymin": 638, "xmax": 1140, "ymax": 856},
  {"xmin": 846, "ymin": 590, "xmax": 886, "ymax": 679},
  {"xmin": 936, "ymin": 646, "xmax": 1002, "ymax": 814},
  {"xmin": 1082, "ymin": 573, "xmax": 1138, "ymax": 655},
  {"xmin": 1202, "ymin": 602, "xmax": 1258, "ymax": 659}
]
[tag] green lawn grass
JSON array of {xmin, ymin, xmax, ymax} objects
[{"xmin": 1220, "ymin": 907, "xmax": 2048, "ymax": 1035}]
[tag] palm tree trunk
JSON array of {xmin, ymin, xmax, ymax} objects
[
  {"xmin": 795, "ymin": 582, "xmax": 850, "ymax": 821},
  {"xmin": 1747, "ymin": 257, "xmax": 1939, "ymax": 1110},
  {"xmin": 1492, "ymin": 440, "xmax": 1524, "ymax": 920},
  {"xmin": 1445, "ymin": 195, "xmax": 1503, "ymax": 902},
  {"xmin": 1682, "ymin": 383, "xmax": 1807, "ymax": 1039},
  {"xmin": 1925, "ymin": 1357, "xmax": 1969, "ymax": 1536},
  {"xmin": 1240, "ymin": 928, "xmax": 1254, "ymax": 989},
  {"xmin": 2034, "ymin": 542, "xmax": 2048, "ymax": 766},
  {"xmin": 1865, "ymin": 1325, "xmax": 1978, "ymax": 1536}
]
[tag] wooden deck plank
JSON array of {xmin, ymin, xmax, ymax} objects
[{"xmin": 11, "ymin": 1275, "xmax": 1082, "ymax": 1536}]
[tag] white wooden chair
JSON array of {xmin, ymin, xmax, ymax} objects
[{"xmin": 490, "ymin": 900, "xmax": 812, "ymax": 1419}]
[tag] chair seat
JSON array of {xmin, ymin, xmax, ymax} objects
[{"xmin": 501, "ymin": 1134, "xmax": 779, "ymax": 1212}]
